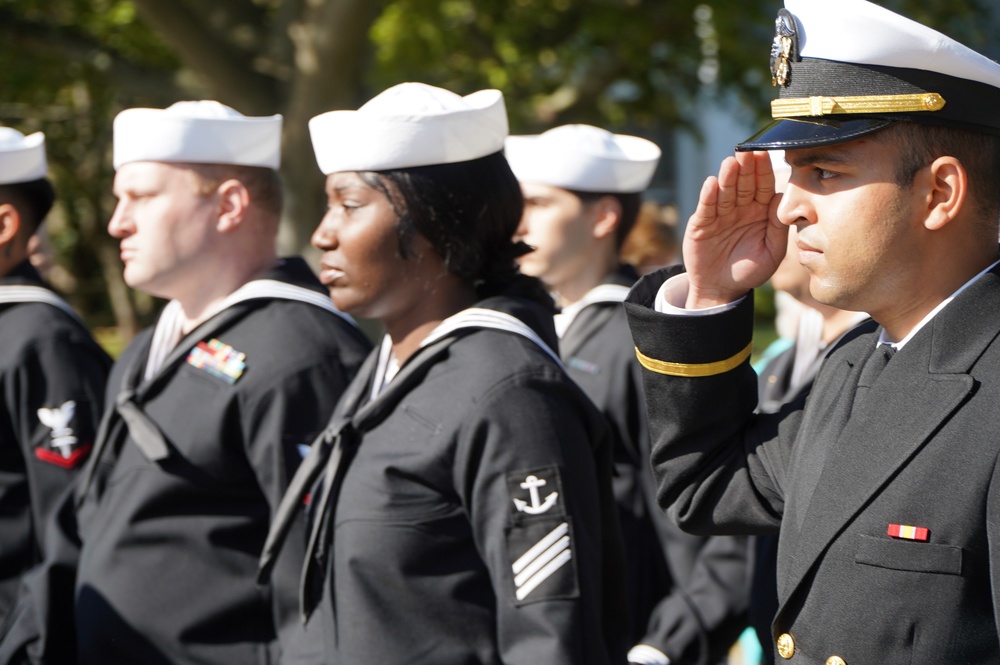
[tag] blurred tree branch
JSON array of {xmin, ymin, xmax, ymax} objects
[
  {"xmin": 2, "ymin": 0, "xmax": 995, "ymax": 351},
  {"xmin": 129, "ymin": 0, "xmax": 277, "ymax": 112}
]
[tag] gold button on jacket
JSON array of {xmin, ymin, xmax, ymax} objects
[
  {"xmin": 776, "ymin": 633, "xmax": 795, "ymax": 659},
  {"xmin": 826, "ymin": 658, "xmax": 847, "ymax": 665}
]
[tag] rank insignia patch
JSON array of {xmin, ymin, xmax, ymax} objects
[
  {"xmin": 35, "ymin": 400, "xmax": 91, "ymax": 468},
  {"xmin": 186, "ymin": 338, "xmax": 247, "ymax": 384},
  {"xmin": 506, "ymin": 517, "xmax": 579, "ymax": 605},
  {"xmin": 507, "ymin": 466, "xmax": 565, "ymax": 519}
]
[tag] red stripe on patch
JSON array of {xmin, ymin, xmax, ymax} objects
[
  {"xmin": 35, "ymin": 443, "xmax": 92, "ymax": 469},
  {"xmin": 887, "ymin": 523, "xmax": 929, "ymax": 541}
]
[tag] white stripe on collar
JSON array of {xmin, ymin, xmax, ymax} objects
[
  {"xmin": 554, "ymin": 283, "xmax": 630, "ymax": 338},
  {"xmin": 371, "ymin": 307, "xmax": 563, "ymax": 399},
  {"xmin": 229, "ymin": 280, "xmax": 354, "ymax": 326},
  {"xmin": 144, "ymin": 278, "xmax": 354, "ymax": 380},
  {"xmin": 0, "ymin": 285, "xmax": 81, "ymax": 322}
]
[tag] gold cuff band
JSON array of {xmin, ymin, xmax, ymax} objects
[
  {"xmin": 634, "ymin": 341, "xmax": 753, "ymax": 378},
  {"xmin": 771, "ymin": 92, "xmax": 945, "ymax": 118}
]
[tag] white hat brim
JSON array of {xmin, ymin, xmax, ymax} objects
[
  {"xmin": 505, "ymin": 126, "xmax": 660, "ymax": 193},
  {"xmin": 113, "ymin": 108, "xmax": 282, "ymax": 170},
  {"xmin": 309, "ymin": 86, "xmax": 508, "ymax": 174},
  {"xmin": 0, "ymin": 132, "xmax": 47, "ymax": 185}
]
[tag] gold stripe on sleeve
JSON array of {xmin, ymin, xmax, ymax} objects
[{"xmin": 634, "ymin": 341, "xmax": 753, "ymax": 377}]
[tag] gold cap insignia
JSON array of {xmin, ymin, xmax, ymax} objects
[{"xmin": 770, "ymin": 9, "xmax": 798, "ymax": 87}]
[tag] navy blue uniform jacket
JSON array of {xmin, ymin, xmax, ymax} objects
[{"xmin": 625, "ymin": 265, "xmax": 1000, "ymax": 664}]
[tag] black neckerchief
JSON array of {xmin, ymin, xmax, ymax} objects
[{"xmin": 258, "ymin": 333, "xmax": 461, "ymax": 621}]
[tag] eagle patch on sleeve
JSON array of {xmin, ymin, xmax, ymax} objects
[
  {"xmin": 504, "ymin": 466, "xmax": 578, "ymax": 605},
  {"xmin": 35, "ymin": 400, "xmax": 92, "ymax": 468}
]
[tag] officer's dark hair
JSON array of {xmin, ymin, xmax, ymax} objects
[
  {"xmin": 185, "ymin": 163, "xmax": 284, "ymax": 220},
  {"xmin": 359, "ymin": 151, "xmax": 553, "ymax": 310},
  {"xmin": 565, "ymin": 189, "xmax": 642, "ymax": 250},
  {"xmin": 0, "ymin": 178, "xmax": 55, "ymax": 236},
  {"xmin": 876, "ymin": 122, "xmax": 1000, "ymax": 226}
]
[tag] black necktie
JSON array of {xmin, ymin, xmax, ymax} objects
[
  {"xmin": 852, "ymin": 343, "xmax": 896, "ymax": 412},
  {"xmin": 258, "ymin": 335, "xmax": 460, "ymax": 622}
]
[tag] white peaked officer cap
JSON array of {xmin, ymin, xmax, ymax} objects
[
  {"xmin": 309, "ymin": 82, "xmax": 508, "ymax": 174},
  {"xmin": 505, "ymin": 124, "xmax": 661, "ymax": 194},
  {"xmin": 0, "ymin": 128, "xmax": 47, "ymax": 185},
  {"xmin": 739, "ymin": 0, "xmax": 1000, "ymax": 151},
  {"xmin": 113, "ymin": 101, "xmax": 282, "ymax": 170}
]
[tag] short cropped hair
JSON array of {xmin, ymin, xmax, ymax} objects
[
  {"xmin": 876, "ymin": 122, "xmax": 1000, "ymax": 226},
  {"xmin": 0, "ymin": 178, "xmax": 56, "ymax": 235},
  {"xmin": 566, "ymin": 189, "xmax": 642, "ymax": 250},
  {"xmin": 184, "ymin": 163, "xmax": 283, "ymax": 220}
]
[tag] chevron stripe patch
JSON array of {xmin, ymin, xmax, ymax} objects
[
  {"xmin": 506, "ymin": 518, "xmax": 578, "ymax": 605},
  {"xmin": 512, "ymin": 522, "xmax": 572, "ymax": 601}
]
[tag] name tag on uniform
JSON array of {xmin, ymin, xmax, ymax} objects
[{"xmin": 566, "ymin": 357, "xmax": 600, "ymax": 375}]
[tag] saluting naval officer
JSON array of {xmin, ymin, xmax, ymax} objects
[
  {"xmin": 0, "ymin": 102, "xmax": 371, "ymax": 664},
  {"xmin": 507, "ymin": 125, "xmax": 749, "ymax": 665},
  {"xmin": 0, "ymin": 128, "xmax": 111, "ymax": 626},
  {"xmin": 623, "ymin": 1, "xmax": 1000, "ymax": 663}
]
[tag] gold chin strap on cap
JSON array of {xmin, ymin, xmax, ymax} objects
[
  {"xmin": 634, "ymin": 341, "xmax": 753, "ymax": 378},
  {"xmin": 771, "ymin": 92, "xmax": 945, "ymax": 118}
]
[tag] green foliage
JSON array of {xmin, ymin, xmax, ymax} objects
[
  {"xmin": 2, "ymin": 0, "xmax": 998, "ymax": 340},
  {"xmin": 369, "ymin": 0, "xmax": 721, "ymax": 132},
  {"xmin": 1, "ymin": 0, "xmax": 180, "ymax": 335},
  {"xmin": 368, "ymin": 0, "xmax": 998, "ymax": 136}
]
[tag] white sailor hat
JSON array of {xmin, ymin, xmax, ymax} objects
[
  {"xmin": 505, "ymin": 124, "xmax": 661, "ymax": 194},
  {"xmin": 738, "ymin": 0, "xmax": 1000, "ymax": 151},
  {"xmin": 309, "ymin": 82, "xmax": 508, "ymax": 174},
  {"xmin": 0, "ymin": 128, "xmax": 47, "ymax": 185},
  {"xmin": 113, "ymin": 101, "xmax": 282, "ymax": 170}
]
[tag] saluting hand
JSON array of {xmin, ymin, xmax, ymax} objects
[{"xmin": 682, "ymin": 150, "xmax": 786, "ymax": 309}]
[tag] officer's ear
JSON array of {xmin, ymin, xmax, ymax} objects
[
  {"xmin": 0, "ymin": 203, "xmax": 22, "ymax": 248},
  {"xmin": 591, "ymin": 195, "xmax": 622, "ymax": 241},
  {"xmin": 922, "ymin": 156, "xmax": 967, "ymax": 231},
  {"xmin": 215, "ymin": 179, "xmax": 251, "ymax": 233}
]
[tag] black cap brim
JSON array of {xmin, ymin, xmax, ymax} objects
[{"xmin": 736, "ymin": 116, "xmax": 897, "ymax": 152}]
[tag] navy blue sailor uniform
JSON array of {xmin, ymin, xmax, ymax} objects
[
  {"xmin": 0, "ymin": 257, "xmax": 371, "ymax": 665},
  {"xmin": 0, "ymin": 261, "xmax": 111, "ymax": 626},
  {"xmin": 624, "ymin": 265, "xmax": 1000, "ymax": 664},
  {"xmin": 260, "ymin": 295, "xmax": 628, "ymax": 665},
  {"xmin": 559, "ymin": 266, "xmax": 748, "ymax": 664}
]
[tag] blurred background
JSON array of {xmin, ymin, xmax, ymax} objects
[{"xmin": 2, "ymin": 0, "xmax": 997, "ymax": 356}]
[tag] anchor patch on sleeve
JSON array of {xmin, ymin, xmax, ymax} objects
[
  {"xmin": 507, "ymin": 466, "xmax": 565, "ymax": 520},
  {"xmin": 504, "ymin": 467, "xmax": 577, "ymax": 604}
]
